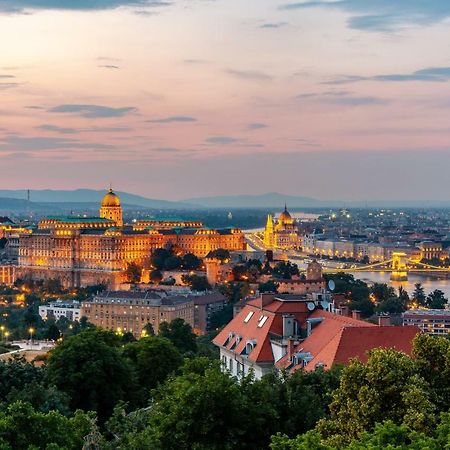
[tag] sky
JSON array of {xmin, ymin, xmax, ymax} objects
[{"xmin": 1, "ymin": 0, "xmax": 450, "ymax": 201}]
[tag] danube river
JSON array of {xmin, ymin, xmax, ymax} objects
[{"xmin": 350, "ymin": 272, "xmax": 450, "ymax": 298}]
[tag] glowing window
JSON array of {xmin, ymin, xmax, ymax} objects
[{"xmin": 258, "ymin": 316, "xmax": 268, "ymax": 328}]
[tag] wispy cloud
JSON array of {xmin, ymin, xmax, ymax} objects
[
  {"xmin": 225, "ymin": 69, "xmax": 272, "ymax": 81},
  {"xmin": 99, "ymin": 64, "xmax": 120, "ymax": 69},
  {"xmin": 325, "ymin": 67, "xmax": 450, "ymax": 85},
  {"xmin": 0, "ymin": 0, "xmax": 172, "ymax": 14},
  {"xmin": 205, "ymin": 136, "xmax": 242, "ymax": 145},
  {"xmin": 147, "ymin": 116, "xmax": 197, "ymax": 123},
  {"xmin": 260, "ymin": 22, "xmax": 288, "ymax": 29},
  {"xmin": 48, "ymin": 104, "xmax": 137, "ymax": 118},
  {"xmin": 279, "ymin": 1, "xmax": 450, "ymax": 31},
  {"xmin": 0, "ymin": 82, "xmax": 20, "ymax": 90},
  {"xmin": 247, "ymin": 123, "xmax": 268, "ymax": 130},
  {"xmin": 36, "ymin": 124, "xmax": 131, "ymax": 134},
  {"xmin": 0, "ymin": 134, "xmax": 113, "ymax": 152},
  {"xmin": 296, "ymin": 90, "xmax": 387, "ymax": 106}
]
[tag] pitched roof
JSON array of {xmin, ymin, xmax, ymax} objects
[
  {"xmin": 302, "ymin": 325, "xmax": 419, "ymax": 372},
  {"xmin": 213, "ymin": 299, "xmax": 309, "ymax": 363}
]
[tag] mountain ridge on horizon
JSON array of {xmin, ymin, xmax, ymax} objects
[{"xmin": 0, "ymin": 189, "xmax": 447, "ymax": 211}]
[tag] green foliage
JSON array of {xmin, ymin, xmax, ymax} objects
[
  {"xmin": 0, "ymin": 401, "xmax": 94, "ymax": 450},
  {"xmin": 0, "ymin": 355, "xmax": 43, "ymax": 403},
  {"xmin": 126, "ymin": 262, "xmax": 142, "ymax": 284},
  {"xmin": 412, "ymin": 283, "xmax": 426, "ymax": 307},
  {"xmin": 259, "ymin": 280, "xmax": 279, "ymax": 293},
  {"xmin": 163, "ymin": 255, "xmax": 182, "ymax": 270},
  {"xmin": 122, "ymin": 337, "xmax": 182, "ymax": 398},
  {"xmin": 159, "ymin": 318, "xmax": 197, "ymax": 354},
  {"xmin": 272, "ymin": 261, "xmax": 300, "ymax": 280},
  {"xmin": 426, "ymin": 289, "xmax": 447, "ymax": 309},
  {"xmin": 181, "ymin": 253, "xmax": 202, "ymax": 270},
  {"xmin": 208, "ymin": 248, "xmax": 230, "ymax": 263},
  {"xmin": 45, "ymin": 329, "xmax": 135, "ymax": 422},
  {"xmin": 149, "ymin": 269, "xmax": 163, "ymax": 284},
  {"xmin": 181, "ymin": 274, "xmax": 210, "ymax": 291}
]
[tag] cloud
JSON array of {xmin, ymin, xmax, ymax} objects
[
  {"xmin": 0, "ymin": 75, "xmax": 15, "ymax": 79},
  {"xmin": 0, "ymin": 0, "xmax": 172, "ymax": 14},
  {"xmin": 205, "ymin": 136, "xmax": 241, "ymax": 145},
  {"xmin": 225, "ymin": 69, "xmax": 272, "ymax": 81},
  {"xmin": 296, "ymin": 90, "xmax": 387, "ymax": 106},
  {"xmin": 325, "ymin": 67, "xmax": 450, "ymax": 85},
  {"xmin": 99, "ymin": 64, "xmax": 120, "ymax": 69},
  {"xmin": 0, "ymin": 83, "xmax": 20, "ymax": 90},
  {"xmin": 247, "ymin": 123, "xmax": 268, "ymax": 130},
  {"xmin": 0, "ymin": 134, "xmax": 113, "ymax": 152},
  {"xmin": 153, "ymin": 147, "xmax": 181, "ymax": 152},
  {"xmin": 260, "ymin": 22, "xmax": 288, "ymax": 29},
  {"xmin": 147, "ymin": 116, "xmax": 197, "ymax": 123},
  {"xmin": 48, "ymin": 104, "xmax": 137, "ymax": 118},
  {"xmin": 278, "ymin": 1, "xmax": 450, "ymax": 31},
  {"xmin": 36, "ymin": 124, "xmax": 131, "ymax": 134}
]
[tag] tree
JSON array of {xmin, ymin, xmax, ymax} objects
[
  {"xmin": 159, "ymin": 318, "xmax": 197, "ymax": 354},
  {"xmin": 122, "ymin": 337, "xmax": 182, "ymax": 397},
  {"xmin": 163, "ymin": 255, "xmax": 182, "ymax": 271},
  {"xmin": 45, "ymin": 322, "xmax": 61, "ymax": 341},
  {"xmin": 376, "ymin": 296, "xmax": 406, "ymax": 314},
  {"xmin": 182, "ymin": 274, "xmax": 210, "ymax": 291},
  {"xmin": 0, "ymin": 401, "xmax": 94, "ymax": 450},
  {"xmin": 126, "ymin": 263, "xmax": 142, "ymax": 284},
  {"xmin": 427, "ymin": 289, "xmax": 447, "ymax": 309},
  {"xmin": 259, "ymin": 280, "xmax": 279, "ymax": 293},
  {"xmin": 149, "ymin": 269, "xmax": 163, "ymax": 284},
  {"xmin": 412, "ymin": 283, "xmax": 426, "ymax": 307},
  {"xmin": 0, "ymin": 355, "xmax": 43, "ymax": 403},
  {"xmin": 151, "ymin": 248, "xmax": 172, "ymax": 270},
  {"xmin": 142, "ymin": 323, "xmax": 155, "ymax": 336},
  {"xmin": 208, "ymin": 248, "xmax": 230, "ymax": 263},
  {"xmin": 371, "ymin": 283, "xmax": 395, "ymax": 303},
  {"xmin": 182, "ymin": 253, "xmax": 202, "ymax": 270},
  {"xmin": 45, "ymin": 329, "xmax": 136, "ymax": 422},
  {"xmin": 316, "ymin": 347, "xmax": 435, "ymax": 446}
]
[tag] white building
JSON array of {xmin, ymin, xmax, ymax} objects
[{"xmin": 39, "ymin": 300, "xmax": 81, "ymax": 322}]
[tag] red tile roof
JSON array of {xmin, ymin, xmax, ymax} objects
[
  {"xmin": 213, "ymin": 298, "xmax": 309, "ymax": 363},
  {"xmin": 301, "ymin": 325, "xmax": 419, "ymax": 372}
]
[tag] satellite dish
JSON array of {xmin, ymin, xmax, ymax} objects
[
  {"xmin": 328, "ymin": 280, "xmax": 335, "ymax": 291},
  {"xmin": 307, "ymin": 302, "xmax": 316, "ymax": 311}
]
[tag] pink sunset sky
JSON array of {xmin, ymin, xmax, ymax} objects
[{"xmin": 1, "ymin": 0, "xmax": 450, "ymax": 201}]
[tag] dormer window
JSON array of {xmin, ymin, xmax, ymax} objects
[{"xmin": 244, "ymin": 311, "xmax": 254, "ymax": 323}]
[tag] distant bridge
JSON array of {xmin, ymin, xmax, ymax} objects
[{"xmin": 322, "ymin": 252, "xmax": 450, "ymax": 281}]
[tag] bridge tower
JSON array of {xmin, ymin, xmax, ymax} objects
[{"xmin": 390, "ymin": 252, "xmax": 408, "ymax": 281}]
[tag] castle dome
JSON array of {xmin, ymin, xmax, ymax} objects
[{"xmin": 101, "ymin": 188, "xmax": 121, "ymax": 207}]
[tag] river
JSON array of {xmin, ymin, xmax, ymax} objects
[{"xmin": 350, "ymin": 272, "xmax": 450, "ymax": 298}]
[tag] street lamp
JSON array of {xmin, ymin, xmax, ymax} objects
[
  {"xmin": 28, "ymin": 327, "xmax": 35, "ymax": 347},
  {"xmin": 0, "ymin": 325, "xmax": 4, "ymax": 343},
  {"xmin": 4, "ymin": 331, "xmax": 9, "ymax": 343}
]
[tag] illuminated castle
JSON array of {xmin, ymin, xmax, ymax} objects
[
  {"xmin": 18, "ymin": 188, "xmax": 246, "ymax": 288},
  {"xmin": 263, "ymin": 205, "xmax": 301, "ymax": 250}
]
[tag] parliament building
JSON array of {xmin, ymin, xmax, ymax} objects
[
  {"xmin": 18, "ymin": 189, "xmax": 246, "ymax": 288},
  {"xmin": 263, "ymin": 205, "xmax": 301, "ymax": 250}
]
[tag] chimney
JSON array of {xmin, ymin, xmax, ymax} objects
[
  {"xmin": 340, "ymin": 305, "xmax": 350, "ymax": 317},
  {"xmin": 259, "ymin": 293, "xmax": 274, "ymax": 309},
  {"xmin": 287, "ymin": 338, "xmax": 295, "ymax": 361},
  {"xmin": 352, "ymin": 310, "xmax": 361, "ymax": 320},
  {"xmin": 378, "ymin": 315, "xmax": 391, "ymax": 327}
]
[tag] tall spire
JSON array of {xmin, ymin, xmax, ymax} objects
[{"xmin": 284, "ymin": 203, "xmax": 288, "ymax": 212}]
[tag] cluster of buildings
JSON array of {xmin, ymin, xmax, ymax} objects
[
  {"xmin": 303, "ymin": 235, "xmax": 446, "ymax": 263},
  {"xmin": 38, "ymin": 289, "xmax": 226, "ymax": 337},
  {"xmin": 263, "ymin": 206, "xmax": 302, "ymax": 250},
  {"xmin": 3, "ymin": 188, "xmax": 245, "ymax": 289},
  {"xmin": 213, "ymin": 293, "xmax": 420, "ymax": 379}
]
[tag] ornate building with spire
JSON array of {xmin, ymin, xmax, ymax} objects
[
  {"xmin": 18, "ymin": 188, "xmax": 246, "ymax": 288},
  {"xmin": 263, "ymin": 205, "xmax": 301, "ymax": 250}
]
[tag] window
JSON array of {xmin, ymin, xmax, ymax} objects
[
  {"xmin": 258, "ymin": 316, "xmax": 268, "ymax": 328},
  {"xmin": 244, "ymin": 311, "xmax": 254, "ymax": 323}
]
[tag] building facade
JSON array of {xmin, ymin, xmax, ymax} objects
[
  {"xmin": 39, "ymin": 300, "xmax": 81, "ymax": 322},
  {"xmin": 81, "ymin": 290, "xmax": 195, "ymax": 338},
  {"xmin": 263, "ymin": 206, "xmax": 301, "ymax": 250},
  {"xmin": 17, "ymin": 188, "xmax": 246, "ymax": 288}
]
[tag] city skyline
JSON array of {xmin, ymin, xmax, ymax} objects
[{"xmin": 1, "ymin": 1, "xmax": 450, "ymax": 200}]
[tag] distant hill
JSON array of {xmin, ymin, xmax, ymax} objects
[
  {"xmin": 0, "ymin": 190, "xmax": 196, "ymax": 210},
  {"xmin": 182, "ymin": 192, "xmax": 345, "ymax": 208}
]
